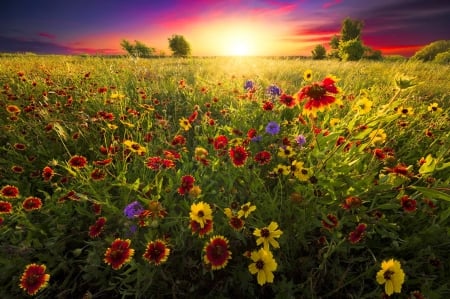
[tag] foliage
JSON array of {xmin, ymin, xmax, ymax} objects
[
  {"xmin": 311, "ymin": 44, "xmax": 327, "ymax": 60},
  {"xmin": 339, "ymin": 38, "xmax": 365, "ymax": 61},
  {"xmin": 340, "ymin": 17, "xmax": 364, "ymax": 42},
  {"xmin": 433, "ymin": 50, "xmax": 450, "ymax": 64},
  {"xmin": 412, "ymin": 40, "xmax": 450, "ymax": 62},
  {"xmin": 0, "ymin": 56, "xmax": 449, "ymax": 299},
  {"xmin": 168, "ymin": 34, "xmax": 191, "ymax": 57},
  {"xmin": 120, "ymin": 39, "xmax": 156, "ymax": 58},
  {"xmin": 363, "ymin": 46, "xmax": 383, "ymax": 60}
]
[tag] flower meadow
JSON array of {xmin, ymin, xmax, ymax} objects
[{"xmin": 0, "ymin": 55, "xmax": 449, "ymax": 298}]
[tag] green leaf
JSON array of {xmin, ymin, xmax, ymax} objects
[
  {"xmin": 410, "ymin": 186, "xmax": 450, "ymax": 202},
  {"xmin": 419, "ymin": 154, "xmax": 436, "ymax": 174}
]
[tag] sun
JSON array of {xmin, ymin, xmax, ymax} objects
[{"xmin": 228, "ymin": 40, "xmax": 252, "ymax": 56}]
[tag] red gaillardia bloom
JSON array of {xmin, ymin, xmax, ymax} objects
[
  {"xmin": 297, "ymin": 77, "xmax": 339, "ymax": 117},
  {"xmin": 0, "ymin": 201, "xmax": 13, "ymax": 214},
  {"xmin": 203, "ymin": 235, "xmax": 232, "ymax": 270},
  {"xmin": 213, "ymin": 135, "xmax": 228, "ymax": 150},
  {"xmin": 1, "ymin": 185, "xmax": 20, "ymax": 199},
  {"xmin": 229, "ymin": 145, "xmax": 248, "ymax": 167},
  {"xmin": 22, "ymin": 197, "xmax": 43, "ymax": 211},
  {"xmin": 42, "ymin": 166, "xmax": 54, "ymax": 181},
  {"xmin": 400, "ymin": 195, "xmax": 417, "ymax": 212},
  {"xmin": 19, "ymin": 263, "xmax": 50, "ymax": 296},
  {"xmin": 254, "ymin": 150, "xmax": 272, "ymax": 165},
  {"xmin": 348, "ymin": 223, "xmax": 367, "ymax": 244},
  {"xmin": 143, "ymin": 239, "xmax": 171, "ymax": 265},
  {"xmin": 68, "ymin": 155, "xmax": 88, "ymax": 168},
  {"xmin": 178, "ymin": 175, "xmax": 195, "ymax": 195},
  {"xmin": 88, "ymin": 217, "xmax": 107, "ymax": 238},
  {"xmin": 322, "ymin": 214, "xmax": 339, "ymax": 231},
  {"xmin": 104, "ymin": 238, "xmax": 135, "ymax": 270},
  {"xmin": 279, "ymin": 93, "xmax": 297, "ymax": 108},
  {"xmin": 90, "ymin": 168, "xmax": 106, "ymax": 181},
  {"xmin": 190, "ymin": 219, "xmax": 214, "ymax": 237}
]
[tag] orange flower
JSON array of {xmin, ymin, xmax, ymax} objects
[
  {"xmin": 104, "ymin": 238, "xmax": 134, "ymax": 270},
  {"xmin": 19, "ymin": 264, "xmax": 50, "ymax": 295},
  {"xmin": 143, "ymin": 240, "xmax": 170, "ymax": 265}
]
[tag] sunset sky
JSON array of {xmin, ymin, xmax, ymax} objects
[{"xmin": 1, "ymin": 0, "xmax": 449, "ymax": 57}]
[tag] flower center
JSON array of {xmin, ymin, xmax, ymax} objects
[
  {"xmin": 261, "ymin": 228, "xmax": 270, "ymax": 237},
  {"xmin": 384, "ymin": 269, "xmax": 394, "ymax": 280},
  {"xmin": 256, "ymin": 260, "xmax": 265, "ymax": 270},
  {"xmin": 307, "ymin": 83, "xmax": 326, "ymax": 100},
  {"xmin": 197, "ymin": 210, "xmax": 204, "ymax": 217}
]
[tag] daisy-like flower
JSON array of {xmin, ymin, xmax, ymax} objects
[
  {"xmin": 353, "ymin": 97, "xmax": 373, "ymax": 115},
  {"xmin": 22, "ymin": 197, "xmax": 43, "ymax": 211},
  {"xmin": 1, "ymin": 185, "xmax": 20, "ymax": 199},
  {"xmin": 272, "ymin": 164, "xmax": 291, "ymax": 176},
  {"xmin": 14, "ymin": 143, "xmax": 26, "ymax": 150},
  {"xmin": 123, "ymin": 139, "xmax": 146, "ymax": 156},
  {"xmin": 254, "ymin": 221, "xmax": 283, "ymax": 251},
  {"xmin": 348, "ymin": 223, "xmax": 367, "ymax": 244},
  {"xmin": 194, "ymin": 147, "xmax": 209, "ymax": 165},
  {"xmin": 297, "ymin": 76, "xmax": 339, "ymax": 117},
  {"xmin": 228, "ymin": 216, "xmax": 245, "ymax": 231},
  {"xmin": 291, "ymin": 160, "xmax": 310, "ymax": 181},
  {"xmin": 279, "ymin": 93, "xmax": 297, "ymax": 108},
  {"xmin": 178, "ymin": 175, "xmax": 195, "ymax": 195},
  {"xmin": 42, "ymin": 166, "xmax": 54, "ymax": 182},
  {"xmin": 376, "ymin": 259, "xmax": 406, "ymax": 296},
  {"xmin": 19, "ymin": 264, "xmax": 50, "ymax": 296},
  {"xmin": 248, "ymin": 248, "xmax": 278, "ymax": 286},
  {"xmin": 6, "ymin": 104, "xmax": 21, "ymax": 114},
  {"xmin": 213, "ymin": 135, "xmax": 228, "ymax": 150},
  {"xmin": 262, "ymin": 101, "xmax": 274, "ymax": 111},
  {"xmin": 104, "ymin": 238, "xmax": 135, "ymax": 270},
  {"xmin": 189, "ymin": 201, "xmax": 213, "ymax": 229},
  {"xmin": 90, "ymin": 168, "xmax": 106, "ymax": 181},
  {"xmin": 400, "ymin": 195, "xmax": 417, "ymax": 212},
  {"xmin": 0, "ymin": 201, "xmax": 13, "ymax": 214},
  {"xmin": 396, "ymin": 106, "xmax": 414, "ymax": 118},
  {"xmin": 89, "ymin": 217, "xmax": 107, "ymax": 238},
  {"xmin": 229, "ymin": 145, "xmax": 248, "ymax": 167},
  {"xmin": 265, "ymin": 121, "xmax": 280, "ymax": 135},
  {"xmin": 322, "ymin": 214, "xmax": 339, "ymax": 231},
  {"xmin": 254, "ymin": 150, "xmax": 271, "ymax": 165},
  {"xmin": 190, "ymin": 219, "xmax": 214, "ymax": 237},
  {"xmin": 427, "ymin": 102, "xmax": 442, "ymax": 113},
  {"xmin": 179, "ymin": 117, "xmax": 192, "ymax": 131},
  {"xmin": 68, "ymin": 155, "xmax": 88, "ymax": 168},
  {"xmin": 278, "ymin": 146, "xmax": 295, "ymax": 159},
  {"xmin": 303, "ymin": 69, "xmax": 313, "ymax": 81},
  {"xmin": 203, "ymin": 235, "xmax": 232, "ymax": 270},
  {"xmin": 143, "ymin": 239, "xmax": 170, "ymax": 265},
  {"xmin": 341, "ymin": 196, "xmax": 363, "ymax": 210},
  {"xmin": 369, "ymin": 128, "xmax": 387, "ymax": 145},
  {"xmin": 237, "ymin": 202, "xmax": 256, "ymax": 218}
]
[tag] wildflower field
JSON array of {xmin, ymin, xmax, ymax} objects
[{"xmin": 0, "ymin": 55, "xmax": 449, "ymax": 298}]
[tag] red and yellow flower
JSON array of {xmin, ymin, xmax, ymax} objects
[
  {"xmin": 203, "ymin": 235, "xmax": 232, "ymax": 270},
  {"xmin": 297, "ymin": 76, "xmax": 339, "ymax": 117},
  {"xmin": 104, "ymin": 238, "xmax": 135, "ymax": 270},
  {"xmin": 19, "ymin": 264, "xmax": 50, "ymax": 296},
  {"xmin": 143, "ymin": 239, "xmax": 170, "ymax": 265}
]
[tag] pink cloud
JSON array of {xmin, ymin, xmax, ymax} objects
[
  {"xmin": 38, "ymin": 32, "xmax": 56, "ymax": 39},
  {"xmin": 323, "ymin": 0, "xmax": 342, "ymax": 9}
]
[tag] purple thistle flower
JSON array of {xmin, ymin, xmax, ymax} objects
[
  {"xmin": 124, "ymin": 201, "xmax": 144, "ymax": 219},
  {"xmin": 265, "ymin": 121, "xmax": 280, "ymax": 135},
  {"xmin": 295, "ymin": 134, "xmax": 306, "ymax": 147},
  {"xmin": 266, "ymin": 84, "xmax": 282, "ymax": 97},
  {"xmin": 244, "ymin": 80, "xmax": 255, "ymax": 91}
]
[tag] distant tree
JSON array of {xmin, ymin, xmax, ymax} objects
[
  {"xmin": 363, "ymin": 46, "xmax": 383, "ymax": 60},
  {"xmin": 338, "ymin": 38, "xmax": 365, "ymax": 61},
  {"xmin": 120, "ymin": 39, "xmax": 155, "ymax": 58},
  {"xmin": 412, "ymin": 40, "xmax": 450, "ymax": 62},
  {"xmin": 340, "ymin": 18, "xmax": 364, "ymax": 42},
  {"xmin": 329, "ymin": 34, "xmax": 340, "ymax": 58},
  {"xmin": 312, "ymin": 44, "xmax": 327, "ymax": 60},
  {"xmin": 168, "ymin": 35, "xmax": 191, "ymax": 57}
]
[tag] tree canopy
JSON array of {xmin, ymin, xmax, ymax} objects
[{"xmin": 168, "ymin": 35, "xmax": 191, "ymax": 57}]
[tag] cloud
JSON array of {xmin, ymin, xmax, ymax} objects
[
  {"xmin": 322, "ymin": 0, "xmax": 342, "ymax": 9},
  {"xmin": 38, "ymin": 32, "xmax": 56, "ymax": 39}
]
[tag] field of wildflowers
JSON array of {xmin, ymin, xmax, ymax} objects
[{"xmin": 0, "ymin": 55, "xmax": 449, "ymax": 298}]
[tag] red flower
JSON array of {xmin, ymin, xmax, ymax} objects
[
  {"xmin": 297, "ymin": 77, "xmax": 338, "ymax": 114},
  {"xmin": 171, "ymin": 135, "xmax": 186, "ymax": 146},
  {"xmin": 42, "ymin": 166, "xmax": 54, "ymax": 181},
  {"xmin": 0, "ymin": 201, "xmax": 13, "ymax": 214},
  {"xmin": 104, "ymin": 238, "xmax": 134, "ymax": 270},
  {"xmin": 213, "ymin": 135, "xmax": 228, "ymax": 150},
  {"xmin": 262, "ymin": 101, "xmax": 274, "ymax": 111},
  {"xmin": 188, "ymin": 110, "xmax": 198, "ymax": 123},
  {"xmin": 93, "ymin": 158, "xmax": 113, "ymax": 166},
  {"xmin": 190, "ymin": 219, "xmax": 214, "ymax": 237},
  {"xmin": 11, "ymin": 165, "xmax": 24, "ymax": 173},
  {"xmin": 321, "ymin": 214, "xmax": 339, "ymax": 231},
  {"xmin": 247, "ymin": 128, "xmax": 257, "ymax": 139},
  {"xmin": 348, "ymin": 223, "xmax": 367, "ymax": 244},
  {"xmin": 254, "ymin": 151, "xmax": 272, "ymax": 165},
  {"xmin": 229, "ymin": 145, "xmax": 248, "ymax": 167},
  {"xmin": 90, "ymin": 168, "xmax": 106, "ymax": 181},
  {"xmin": 143, "ymin": 240, "xmax": 171, "ymax": 265},
  {"xmin": 163, "ymin": 149, "xmax": 181, "ymax": 160},
  {"xmin": 68, "ymin": 155, "xmax": 88, "ymax": 168},
  {"xmin": 19, "ymin": 264, "xmax": 50, "ymax": 296},
  {"xmin": 279, "ymin": 93, "xmax": 297, "ymax": 108},
  {"xmin": 340, "ymin": 196, "xmax": 362, "ymax": 210},
  {"xmin": 178, "ymin": 175, "xmax": 195, "ymax": 195},
  {"xmin": 384, "ymin": 163, "xmax": 413, "ymax": 178},
  {"xmin": 203, "ymin": 235, "xmax": 232, "ymax": 270},
  {"xmin": 229, "ymin": 216, "xmax": 245, "ymax": 231},
  {"xmin": 89, "ymin": 217, "xmax": 107, "ymax": 238},
  {"xmin": 14, "ymin": 143, "xmax": 26, "ymax": 150},
  {"xmin": 146, "ymin": 156, "xmax": 176, "ymax": 170},
  {"xmin": 22, "ymin": 196, "xmax": 43, "ymax": 211},
  {"xmin": 1, "ymin": 185, "xmax": 20, "ymax": 199},
  {"xmin": 400, "ymin": 195, "xmax": 417, "ymax": 212}
]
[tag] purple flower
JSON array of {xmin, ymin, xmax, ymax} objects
[
  {"xmin": 295, "ymin": 134, "xmax": 306, "ymax": 146},
  {"xmin": 124, "ymin": 201, "xmax": 144, "ymax": 219},
  {"xmin": 251, "ymin": 135, "xmax": 262, "ymax": 142},
  {"xmin": 244, "ymin": 80, "xmax": 254, "ymax": 90},
  {"xmin": 265, "ymin": 121, "xmax": 280, "ymax": 135},
  {"xmin": 266, "ymin": 84, "xmax": 281, "ymax": 97}
]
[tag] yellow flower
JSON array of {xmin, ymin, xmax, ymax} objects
[
  {"xmin": 303, "ymin": 69, "xmax": 313, "ymax": 81},
  {"xmin": 369, "ymin": 128, "xmax": 387, "ymax": 145},
  {"xmin": 107, "ymin": 123, "xmax": 118, "ymax": 130},
  {"xmin": 253, "ymin": 221, "xmax": 283, "ymax": 250},
  {"xmin": 123, "ymin": 139, "xmax": 146, "ymax": 155},
  {"xmin": 272, "ymin": 164, "xmax": 290, "ymax": 176},
  {"xmin": 329, "ymin": 118, "xmax": 341, "ymax": 127},
  {"xmin": 194, "ymin": 147, "xmax": 208, "ymax": 160},
  {"xmin": 354, "ymin": 97, "xmax": 373, "ymax": 115},
  {"xmin": 396, "ymin": 106, "xmax": 414, "ymax": 117},
  {"xmin": 188, "ymin": 185, "xmax": 202, "ymax": 199},
  {"xmin": 237, "ymin": 202, "xmax": 256, "ymax": 218},
  {"xmin": 223, "ymin": 207, "xmax": 234, "ymax": 219},
  {"xmin": 291, "ymin": 160, "xmax": 310, "ymax": 182},
  {"xmin": 278, "ymin": 145, "xmax": 295, "ymax": 159},
  {"xmin": 376, "ymin": 259, "xmax": 405, "ymax": 296},
  {"xmin": 179, "ymin": 117, "xmax": 191, "ymax": 131},
  {"xmin": 248, "ymin": 248, "xmax": 278, "ymax": 286},
  {"xmin": 189, "ymin": 201, "xmax": 213, "ymax": 228},
  {"xmin": 110, "ymin": 92, "xmax": 126, "ymax": 100},
  {"xmin": 427, "ymin": 102, "xmax": 442, "ymax": 113}
]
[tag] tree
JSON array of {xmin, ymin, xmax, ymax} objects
[
  {"xmin": 329, "ymin": 34, "xmax": 340, "ymax": 58},
  {"xmin": 312, "ymin": 44, "xmax": 327, "ymax": 60},
  {"xmin": 340, "ymin": 18, "xmax": 364, "ymax": 42},
  {"xmin": 412, "ymin": 40, "xmax": 450, "ymax": 62},
  {"xmin": 120, "ymin": 39, "xmax": 155, "ymax": 58},
  {"xmin": 338, "ymin": 38, "xmax": 365, "ymax": 61},
  {"xmin": 168, "ymin": 35, "xmax": 191, "ymax": 57},
  {"xmin": 363, "ymin": 46, "xmax": 383, "ymax": 60},
  {"xmin": 120, "ymin": 39, "xmax": 136, "ymax": 57}
]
